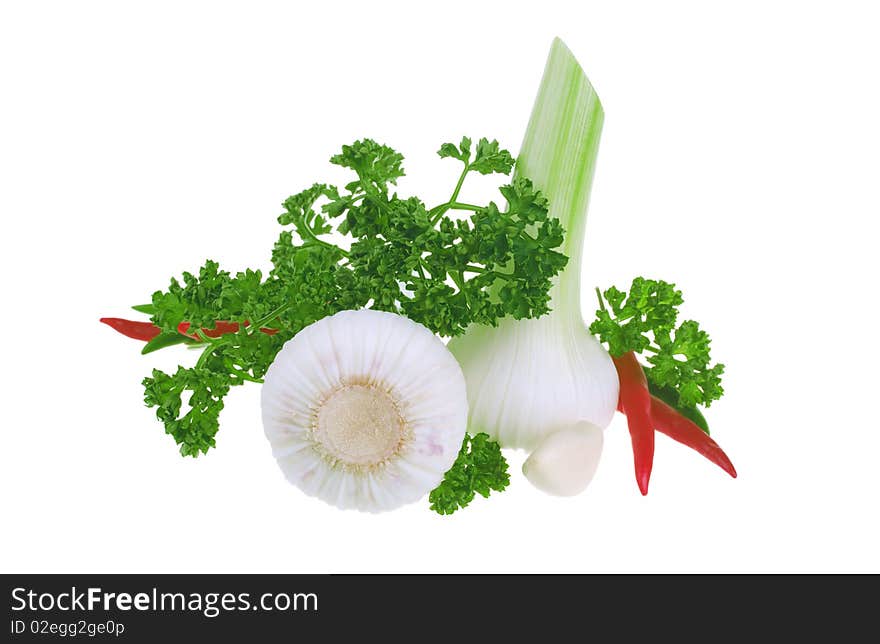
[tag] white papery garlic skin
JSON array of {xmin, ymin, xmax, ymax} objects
[
  {"xmin": 448, "ymin": 316, "xmax": 618, "ymax": 451},
  {"xmin": 261, "ymin": 309, "xmax": 467, "ymax": 513},
  {"xmin": 522, "ymin": 421, "xmax": 604, "ymax": 496}
]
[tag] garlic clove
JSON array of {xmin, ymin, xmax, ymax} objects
[{"xmin": 522, "ymin": 421, "xmax": 604, "ymax": 496}]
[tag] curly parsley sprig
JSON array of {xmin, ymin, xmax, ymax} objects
[
  {"xmin": 590, "ymin": 277, "xmax": 725, "ymax": 414},
  {"xmin": 141, "ymin": 138, "xmax": 567, "ymax": 457},
  {"xmin": 429, "ymin": 433, "xmax": 510, "ymax": 515}
]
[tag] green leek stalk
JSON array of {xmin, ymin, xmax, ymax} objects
[{"xmin": 448, "ymin": 38, "xmax": 619, "ymax": 451}]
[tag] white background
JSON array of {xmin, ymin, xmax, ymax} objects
[{"xmin": 2, "ymin": 1, "xmax": 878, "ymax": 573}]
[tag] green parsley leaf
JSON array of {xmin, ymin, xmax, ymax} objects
[
  {"xmin": 149, "ymin": 260, "xmax": 233, "ymax": 332},
  {"xmin": 429, "ymin": 433, "xmax": 510, "ymax": 515},
  {"xmin": 279, "ymin": 183, "xmax": 334, "ymax": 239},
  {"xmin": 590, "ymin": 277, "xmax": 725, "ymax": 408},
  {"xmin": 142, "ymin": 367, "xmax": 233, "ymax": 457},
  {"xmin": 330, "ymin": 139, "xmax": 404, "ymax": 194},
  {"xmin": 437, "ymin": 136, "xmax": 472, "ymax": 162},
  {"xmin": 470, "ymin": 137, "xmax": 515, "ymax": 175},
  {"xmin": 437, "ymin": 136, "xmax": 514, "ymax": 176}
]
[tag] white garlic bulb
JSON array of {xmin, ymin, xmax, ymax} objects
[
  {"xmin": 522, "ymin": 421, "xmax": 604, "ymax": 496},
  {"xmin": 261, "ymin": 309, "xmax": 467, "ymax": 513},
  {"xmin": 448, "ymin": 315, "xmax": 618, "ymax": 451}
]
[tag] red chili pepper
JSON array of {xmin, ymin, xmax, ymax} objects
[
  {"xmin": 177, "ymin": 320, "xmax": 241, "ymax": 339},
  {"xmin": 649, "ymin": 396, "xmax": 737, "ymax": 479},
  {"xmin": 103, "ymin": 316, "xmax": 279, "ymax": 344},
  {"xmin": 612, "ymin": 351, "xmax": 655, "ymax": 495},
  {"xmin": 177, "ymin": 320, "xmax": 279, "ymax": 339},
  {"xmin": 99, "ymin": 317, "xmax": 162, "ymax": 341},
  {"xmin": 615, "ymin": 392, "xmax": 737, "ymax": 481}
]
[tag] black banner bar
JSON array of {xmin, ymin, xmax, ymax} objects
[{"xmin": 2, "ymin": 574, "xmax": 874, "ymax": 641}]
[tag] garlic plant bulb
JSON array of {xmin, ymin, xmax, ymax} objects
[
  {"xmin": 261, "ymin": 309, "xmax": 467, "ymax": 513},
  {"xmin": 449, "ymin": 317, "xmax": 617, "ymax": 451},
  {"xmin": 448, "ymin": 39, "xmax": 619, "ymax": 451}
]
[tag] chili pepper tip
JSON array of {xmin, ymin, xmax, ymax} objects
[
  {"xmin": 100, "ymin": 317, "xmax": 162, "ymax": 341},
  {"xmin": 637, "ymin": 473, "xmax": 650, "ymax": 496}
]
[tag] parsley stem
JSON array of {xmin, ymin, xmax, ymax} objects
[
  {"xmin": 194, "ymin": 303, "xmax": 291, "ymax": 372},
  {"xmin": 595, "ymin": 287, "xmax": 607, "ymax": 312},
  {"xmin": 449, "ymin": 163, "xmax": 469, "ymax": 205},
  {"xmin": 299, "ymin": 223, "xmax": 349, "ymax": 257},
  {"xmin": 428, "ymin": 201, "xmax": 482, "ymax": 224},
  {"xmin": 253, "ymin": 302, "xmax": 291, "ymax": 329},
  {"xmin": 225, "ymin": 360, "xmax": 264, "ymax": 384},
  {"xmin": 427, "ymin": 204, "xmax": 445, "ymax": 221},
  {"xmin": 427, "ymin": 204, "xmax": 449, "ymax": 224},
  {"xmin": 194, "ymin": 329, "xmax": 217, "ymax": 344},
  {"xmin": 195, "ymin": 343, "xmax": 221, "ymax": 370},
  {"xmin": 447, "ymin": 202, "xmax": 481, "ymax": 211},
  {"xmin": 457, "ymin": 270, "xmax": 470, "ymax": 307},
  {"xmin": 462, "ymin": 264, "xmax": 513, "ymax": 281},
  {"xmin": 450, "ymin": 271, "xmax": 471, "ymax": 308},
  {"xmin": 429, "ymin": 163, "xmax": 471, "ymax": 224}
]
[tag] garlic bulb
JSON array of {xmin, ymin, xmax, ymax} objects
[
  {"xmin": 260, "ymin": 309, "xmax": 467, "ymax": 513},
  {"xmin": 447, "ymin": 39, "xmax": 618, "ymax": 451},
  {"xmin": 522, "ymin": 422, "xmax": 604, "ymax": 496},
  {"xmin": 448, "ymin": 318, "xmax": 616, "ymax": 451}
]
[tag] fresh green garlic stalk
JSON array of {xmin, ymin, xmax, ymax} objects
[{"xmin": 448, "ymin": 38, "xmax": 619, "ymax": 452}]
